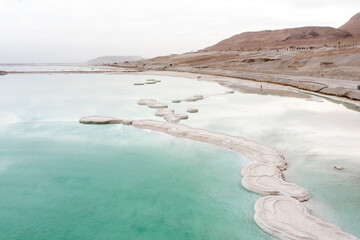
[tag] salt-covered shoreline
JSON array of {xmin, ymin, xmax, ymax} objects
[
  {"xmin": 131, "ymin": 119, "xmax": 287, "ymax": 169},
  {"xmin": 79, "ymin": 116, "xmax": 358, "ymax": 240},
  {"xmin": 254, "ymin": 196, "xmax": 358, "ymax": 240},
  {"xmin": 241, "ymin": 163, "xmax": 309, "ymax": 201}
]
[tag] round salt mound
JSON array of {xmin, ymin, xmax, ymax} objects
[
  {"xmin": 79, "ymin": 116, "xmax": 122, "ymax": 124},
  {"xmin": 187, "ymin": 108, "xmax": 199, "ymax": 113}
]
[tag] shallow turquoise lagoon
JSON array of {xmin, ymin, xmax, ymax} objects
[
  {"xmin": 0, "ymin": 73, "xmax": 276, "ymax": 239},
  {"xmin": 0, "ymin": 72, "xmax": 359, "ymax": 239},
  {"xmin": 0, "ymin": 122, "xmax": 274, "ymax": 240}
]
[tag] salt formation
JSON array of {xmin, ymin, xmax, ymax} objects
[
  {"xmin": 131, "ymin": 120, "xmax": 286, "ymax": 169},
  {"xmin": 122, "ymin": 120, "xmax": 133, "ymax": 125},
  {"xmin": 187, "ymin": 108, "xmax": 199, "ymax": 113},
  {"xmin": 134, "ymin": 79, "xmax": 160, "ymax": 86},
  {"xmin": 79, "ymin": 116, "xmax": 357, "ymax": 240},
  {"xmin": 79, "ymin": 116, "xmax": 122, "ymax": 124},
  {"xmin": 241, "ymin": 163, "xmax": 309, "ymax": 201},
  {"xmin": 183, "ymin": 95, "xmax": 205, "ymax": 102},
  {"xmin": 155, "ymin": 109, "xmax": 188, "ymax": 123},
  {"xmin": 334, "ymin": 165, "xmax": 344, "ymax": 170},
  {"xmin": 254, "ymin": 196, "xmax": 358, "ymax": 240},
  {"xmin": 137, "ymin": 99, "xmax": 168, "ymax": 109},
  {"xmin": 155, "ymin": 108, "xmax": 175, "ymax": 117}
]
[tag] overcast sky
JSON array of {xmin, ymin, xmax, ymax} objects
[{"xmin": 0, "ymin": 0, "xmax": 359, "ymax": 63}]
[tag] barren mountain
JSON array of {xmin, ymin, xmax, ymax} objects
[
  {"xmin": 202, "ymin": 13, "xmax": 360, "ymax": 52},
  {"xmin": 202, "ymin": 27, "xmax": 353, "ymax": 52},
  {"xmin": 87, "ymin": 56, "xmax": 142, "ymax": 64},
  {"xmin": 114, "ymin": 12, "xmax": 360, "ymax": 103},
  {"xmin": 339, "ymin": 12, "xmax": 360, "ymax": 36}
]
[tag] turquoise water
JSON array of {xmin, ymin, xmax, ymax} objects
[
  {"xmin": 0, "ymin": 122, "xmax": 274, "ymax": 240},
  {"xmin": 1, "ymin": 72, "xmax": 359, "ymax": 238},
  {"xmin": 179, "ymin": 83, "xmax": 360, "ymax": 237},
  {"xmin": 0, "ymin": 73, "xmax": 275, "ymax": 239},
  {"xmin": 0, "ymin": 64, "xmax": 100, "ymax": 72}
]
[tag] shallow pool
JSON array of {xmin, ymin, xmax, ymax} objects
[{"xmin": 0, "ymin": 72, "xmax": 359, "ymax": 239}]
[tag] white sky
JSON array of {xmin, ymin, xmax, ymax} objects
[{"xmin": 0, "ymin": 0, "xmax": 359, "ymax": 63}]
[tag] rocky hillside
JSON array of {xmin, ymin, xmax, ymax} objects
[
  {"xmin": 339, "ymin": 12, "xmax": 360, "ymax": 36},
  {"xmin": 87, "ymin": 56, "xmax": 142, "ymax": 64},
  {"xmin": 202, "ymin": 12, "xmax": 360, "ymax": 52}
]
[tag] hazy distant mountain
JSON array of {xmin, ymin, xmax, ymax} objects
[
  {"xmin": 87, "ymin": 56, "xmax": 142, "ymax": 64},
  {"xmin": 201, "ymin": 12, "xmax": 360, "ymax": 52},
  {"xmin": 339, "ymin": 12, "xmax": 360, "ymax": 36}
]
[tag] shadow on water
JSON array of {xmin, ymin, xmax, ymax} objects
[
  {"xmin": 219, "ymin": 82, "xmax": 310, "ymax": 99},
  {"xmin": 306, "ymin": 92, "xmax": 360, "ymax": 113},
  {"xmin": 222, "ymin": 81, "xmax": 360, "ymax": 113}
]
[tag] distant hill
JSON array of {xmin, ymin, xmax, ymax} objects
[
  {"xmin": 87, "ymin": 56, "xmax": 142, "ymax": 64},
  {"xmin": 201, "ymin": 13, "xmax": 360, "ymax": 52},
  {"xmin": 339, "ymin": 12, "xmax": 360, "ymax": 36}
]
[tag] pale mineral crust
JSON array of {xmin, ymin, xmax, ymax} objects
[
  {"xmin": 187, "ymin": 108, "xmax": 199, "ymax": 113},
  {"xmin": 122, "ymin": 120, "xmax": 133, "ymax": 125},
  {"xmin": 254, "ymin": 196, "xmax": 359, "ymax": 240},
  {"xmin": 334, "ymin": 165, "xmax": 345, "ymax": 170},
  {"xmin": 137, "ymin": 99, "xmax": 168, "ymax": 108},
  {"xmin": 183, "ymin": 95, "xmax": 205, "ymax": 102},
  {"xmin": 155, "ymin": 109, "xmax": 188, "ymax": 123},
  {"xmin": 79, "ymin": 116, "xmax": 357, "ymax": 240},
  {"xmin": 241, "ymin": 163, "xmax": 309, "ymax": 201},
  {"xmin": 155, "ymin": 108, "xmax": 175, "ymax": 117},
  {"xmin": 79, "ymin": 116, "xmax": 122, "ymax": 124},
  {"xmin": 131, "ymin": 119, "xmax": 286, "ymax": 169}
]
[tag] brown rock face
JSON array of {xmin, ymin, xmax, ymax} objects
[
  {"xmin": 201, "ymin": 13, "xmax": 360, "ymax": 52},
  {"xmin": 202, "ymin": 27, "xmax": 352, "ymax": 51},
  {"xmin": 339, "ymin": 12, "xmax": 360, "ymax": 36}
]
